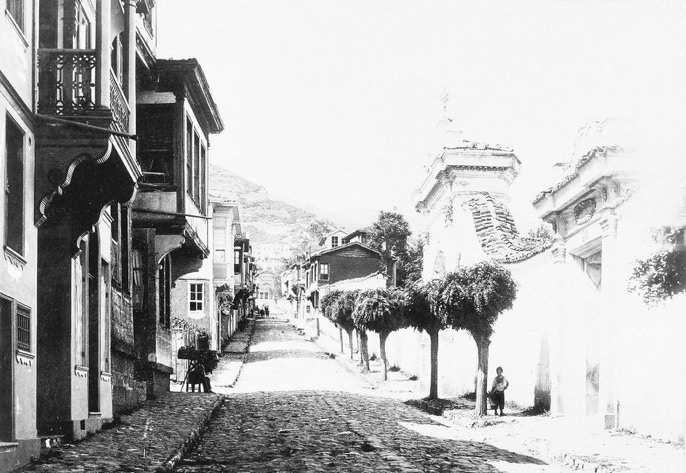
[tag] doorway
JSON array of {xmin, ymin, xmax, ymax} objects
[
  {"xmin": 0, "ymin": 297, "xmax": 12, "ymax": 440},
  {"xmin": 88, "ymin": 231, "xmax": 100, "ymax": 413}
]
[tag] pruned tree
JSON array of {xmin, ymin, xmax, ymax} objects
[
  {"xmin": 353, "ymin": 288, "xmax": 407, "ymax": 380},
  {"xmin": 442, "ymin": 262, "xmax": 517, "ymax": 416},
  {"xmin": 405, "ymin": 280, "xmax": 445, "ymax": 399},
  {"xmin": 320, "ymin": 290, "xmax": 345, "ymax": 354},
  {"xmin": 333, "ymin": 290, "xmax": 359, "ymax": 360}
]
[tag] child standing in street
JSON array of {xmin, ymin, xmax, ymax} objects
[{"xmin": 491, "ymin": 366, "xmax": 509, "ymax": 416}]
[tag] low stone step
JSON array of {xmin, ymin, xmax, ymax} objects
[{"xmin": 0, "ymin": 442, "xmax": 18, "ymax": 453}]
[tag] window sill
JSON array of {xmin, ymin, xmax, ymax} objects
[
  {"xmin": 16, "ymin": 349, "xmax": 34, "ymax": 366},
  {"xmin": 74, "ymin": 365, "xmax": 89, "ymax": 377},
  {"xmin": 4, "ymin": 10, "xmax": 28, "ymax": 48},
  {"xmin": 4, "ymin": 246, "xmax": 27, "ymax": 270}
]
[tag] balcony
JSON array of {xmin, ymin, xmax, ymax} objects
[{"xmin": 37, "ymin": 49, "xmax": 130, "ymax": 134}]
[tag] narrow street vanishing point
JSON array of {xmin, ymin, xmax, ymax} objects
[{"xmin": 176, "ymin": 318, "xmax": 553, "ymax": 473}]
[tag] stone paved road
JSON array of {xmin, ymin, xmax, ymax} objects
[{"xmin": 177, "ymin": 319, "xmax": 561, "ymax": 473}]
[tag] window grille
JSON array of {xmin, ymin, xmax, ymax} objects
[{"xmin": 16, "ymin": 306, "xmax": 30, "ymax": 352}]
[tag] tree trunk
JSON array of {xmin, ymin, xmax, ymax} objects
[
  {"xmin": 379, "ymin": 331, "xmax": 389, "ymax": 381},
  {"xmin": 474, "ymin": 333, "xmax": 491, "ymax": 416},
  {"xmin": 428, "ymin": 328, "xmax": 440, "ymax": 400},
  {"xmin": 339, "ymin": 327, "xmax": 344, "ymax": 354},
  {"xmin": 359, "ymin": 330, "xmax": 370, "ymax": 371},
  {"xmin": 346, "ymin": 328, "xmax": 354, "ymax": 360}
]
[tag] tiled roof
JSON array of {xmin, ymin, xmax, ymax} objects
[
  {"xmin": 310, "ymin": 241, "xmax": 382, "ymax": 259},
  {"xmin": 464, "ymin": 192, "xmax": 551, "ymax": 264},
  {"xmin": 531, "ymin": 146, "xmax": 623, "ymax": 204}
]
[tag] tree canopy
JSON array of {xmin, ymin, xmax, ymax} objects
[
  {"xmin": 320, "ymin": 290, "xmax": 343, "ymax": 322},
  {"xmin": 331, "ymin": 290, "xmax": 359, "ymax": 333},
  {"xmin": 405, "ymin": 280, "xmax": 445, "ymax": 334},
  {"xmin": 368, "ymin": 211, "xmax": 414, "ymax": 286},
  {"xmin": 441, "ymin": 262, "xmax": 517, "ymax": 337},
  {"xmin": 352, "ymin": 288, "xmax": 405, "ymax": 334}
]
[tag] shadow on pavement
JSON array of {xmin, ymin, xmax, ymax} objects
[
  {"xmin": 245, "ymin": 348, "xmax": 331, "ymax": 364},
  {"xmin": 204, "ymin": 390, "xmax": 549, "ymax": 472}
]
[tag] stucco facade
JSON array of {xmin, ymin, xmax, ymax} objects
[
  {"xmin": 0, "ymin": 0, "xmax": 40, "ymax": 468},
  {"xmin": 401, "ymin": 121, "xmax": 686, "ymax": 442}
]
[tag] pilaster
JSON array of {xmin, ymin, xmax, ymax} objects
[
  {"xmin": 599, "ymin": 210, "xmax": 620, "ymax": 429},
  {"xmin": 95, "ymin": 0, "xmax": 112, "ymax": 108},
  {"xmin": 124, "ymin": 0, "xmax": 137, "ymax": 157}
]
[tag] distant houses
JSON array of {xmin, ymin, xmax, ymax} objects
[{"xmin": 282, "ymin": 229, "xmax": 393, "ymax": 321}]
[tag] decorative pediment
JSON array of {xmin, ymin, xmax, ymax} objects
[{"xmin": 574, "ymin": 198, "xmax": 596, "ymax": 225}]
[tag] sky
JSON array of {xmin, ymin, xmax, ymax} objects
[{"xmin": 157, "ymin": 0, "xmax": 686, "ymax": 231}]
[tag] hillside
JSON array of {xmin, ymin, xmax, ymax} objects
[{"xmin": 208, "ymin": 163, "xmax": 337, "ymax": 263}]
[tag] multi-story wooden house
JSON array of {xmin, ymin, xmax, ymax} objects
[
  {"xmin": 34, "ymin": 0, "xmax": 142, "ymax": 443},
  {"xmin": 233, "ymin": 231, "xmax": 256, "ymax": 321},
  {"xmin": 303, "ymin": 242, "xmax": 388, "ymax": 311},
  {"xmin": 1, "ymin": 2, "xmax": 225, "ymax": 468},
  {"xmin": 132, "ymin": 56, "xmax": 223, "ymax": 399},
  {"xmin": 211, "ymin": 199, "xmax": 241, "ymax": 344}
]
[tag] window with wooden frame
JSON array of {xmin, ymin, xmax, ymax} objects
[
  {"xmin": 6, "ymin": 0, "xmax": 24, "ymax": 34},
  {"xmin": 5, "ymin": 116, "xmax": 24, "ymax": 256},
  {"xmin": 200, "ymin": 144, "xmax": 207, "ymax": 214},
  {"xmin": 189, "ymin": 283, "xmax": 203, "ymax": 312},
  {"xmin": 234, "ymin": 249, "xmax": 241, "ymax": 273},
  {"xmin": 132, "ymin": 248, "xmax": 143, "ymax": 287},
  {"xmin": 214, "ymin": 249, "xmax": 225, "ymax": 262},
  {"xmin": 121, "ymin": 206, "xmax": 130, "ymax": 293},
  {"xmin": 0, "ymin": 295, "xmax": 32, "ymax": 354},
  {"xmin": 158, "ymin": 255, "xmax": 171, "ymax": 328},
  {"xmin": 193, "ymin": 132, "xmax": 200, "ymax": 206},
  {"xmin": 72, "ymin": 0, "xmax": 91, "ymax": 49},
  {"xmin": 110, "ymin": 203, "xmax": 121, "ymax": 286},
  {"xmin": 110, "ymin": 33, "xmax": 123, "ymax": 85},
  {"xmin": 73, "ymin": 239, "xmax": 88, "ymax": 366},
  {"xmin": 186, "ymin": 117, "xmax": 193, "ymax": 200},
  {"xmin": 331, "ymin": 236, "xmax": 339, "ymax": 248},
  {"xmin": 320, "ymin": 263, "xmax": 330, "ymax": 280}
]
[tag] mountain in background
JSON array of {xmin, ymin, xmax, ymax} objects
[{"xmin": 208, "ymin": 163, "xmax": 338, "ymax": 265}]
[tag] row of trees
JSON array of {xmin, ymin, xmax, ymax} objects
[{"xmin": 320, "ymin": 260, "xmax": 517, "ymax": 416}]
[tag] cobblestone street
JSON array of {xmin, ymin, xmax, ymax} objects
[{"xmin": 177, "ymin": 318, "xmax": 559, "ymax": 472}]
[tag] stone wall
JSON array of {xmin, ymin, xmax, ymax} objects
[{"xmin": 111, "ymin": 352, "xmax": 146, "ymax": 415}]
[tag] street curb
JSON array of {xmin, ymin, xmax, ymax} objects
[
  {"xmin": 226, "ymin": 318, "xmax": 257, "ymax": 389},
  {"xmin": 157, "ymin": 395, "xmax": 226, "ymax": 473},
  {"xmin": 552, "ymin": 452, "xmax": 613, "ymax": 473},
  {"xmin": 157, "ymin": 320, "xmax": 257, "ymax": 472}
]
